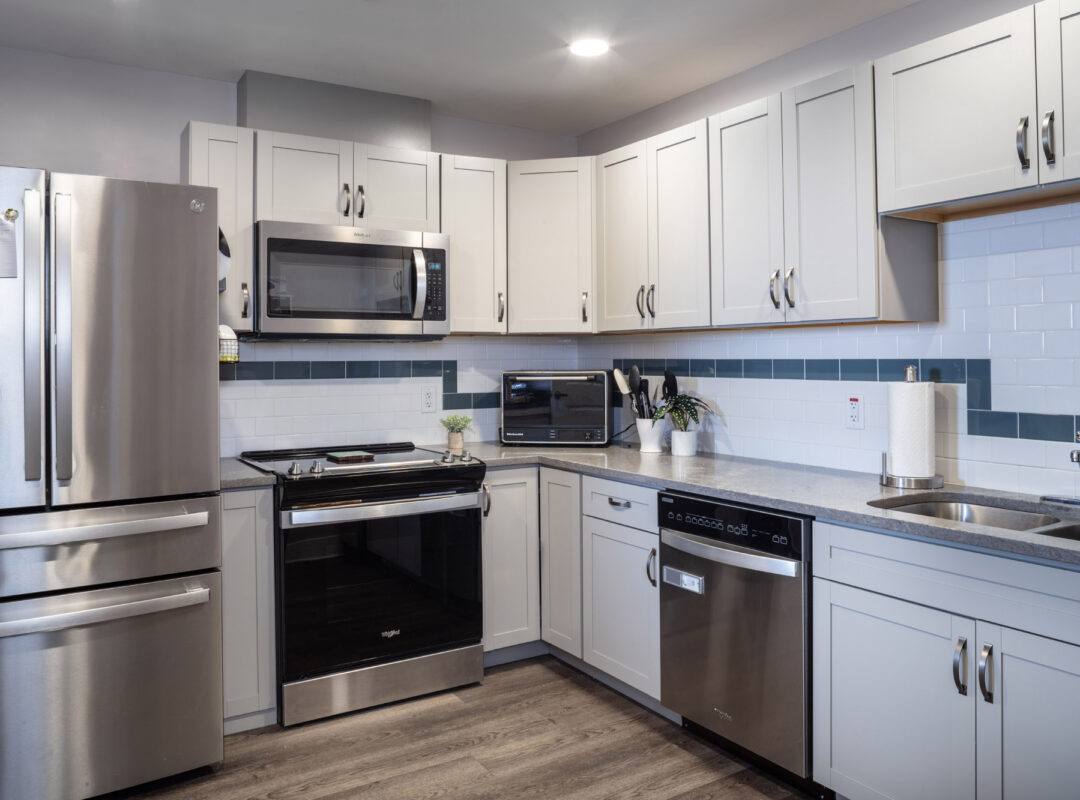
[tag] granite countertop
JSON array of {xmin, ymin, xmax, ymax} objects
[{"xmin": 220, "ymin": 457, "xmax": 277, "ymax": 489}]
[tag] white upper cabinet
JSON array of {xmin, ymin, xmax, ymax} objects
[
  {"xmin": 507, "ymin": 157, "xmax": 595, "ymax": 334},
  {"xmin": 255, "ymin": 131, "xmax": 353, "ymax": 225},
  {"xmin": 596, "ymin": 142, "xmax": 649, "ymax": 332},
  {"xmin": 181, "ymin": 121, "xmax": 255, "ymax": 332},
  {"xmin": 782, "ymin": 64, "xmax": 879, "ymax": 323},
  {"xmin": 1036, "ymin": 0, "xmax": 1080, "ymax": 183},
  {"xmin": 646, "ymin": 119, "xmax": 711, "ymax": 329},
  {"xmin": 876, "ymin": 8, "xmax": 1039, "ymax": 212},
  {"xmin": 441, "ymin": 155, "xmax": 507, "ymax": 333},
  {"xmin": 354, "ymin": 144, "xmax": 440, "ymax": 232},
  {"xmin": 709, "ymin": 97, "xmax": 786, "ymax": 326}
]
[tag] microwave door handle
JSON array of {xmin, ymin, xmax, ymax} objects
[
  {"xmin": 510, "ymin": 375, "xmax": 591, "ymax": 381},
  {"xmin": 412, "ymin": 248, "xmax": 427, "ymax": 320}
]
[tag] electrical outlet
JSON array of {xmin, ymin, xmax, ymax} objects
[
  {"xmin": 846, "ymin": 394, "xmax": 864, "ymax": 430},
  {"xmin": 421, "ymin": 387, "xmax": 436, "ymax": 413}
]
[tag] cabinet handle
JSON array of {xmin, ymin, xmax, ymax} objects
[
  {"xmin": 356, "ymin": 184, "xmax": 366, "ymax": 218},
  {"xmin": 1041, "ymin": 110, "xmax": 1056, "ymax": 165},
  {"xmin": 646, "ymin": 284, "xmax": 656, "ymax": 318},
  {"xmin": 241, "ymin": 282, "xmax": 250, "ymax": 319},
  {"xmin": 1016, "ymin": 116, "xmax": 1031, "ymax": 170},
  {"xmin": 342, "ymin": 183, "xmax": 350, "ymax": 217},
  {"xmin": 646, "ymin": 547, "xmax": 657, "ymax": 587},
  {"xmin": 582, "ymin": 291, "xmax": 588, "ymax": 324},
  {"xmin": 783, "ymin": 267, "xmax": 795, "ymax": 308},
  {"xmin": 607, "ymin": 497, "xmax": 631, "ymax": 509},
  {"xmin": 482, "ymin": 483, "xmax": 492, "ymax": 517},
  {"xmin": 636, "ymin": 285, "xmax": 646, "ymax": 319},
  {"xmin": 978, "ymin": 643, "xmax": 994, "ymax": 703},
  {"xmin": 497, "ymin": 291, "xmax": 505, "ymax": 323},
  {"xmin": 953, "ymin": 636, "xmax": 968, "ymax": 696},
  {"xmin": 769, "ymin": 269, "xmax": 781, "ymax": 309}
]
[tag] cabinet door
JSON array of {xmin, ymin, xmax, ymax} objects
[
  {"xmin": 709, "ymin": 97, "xmax": 786, "ymax": 327},
  {"xmin": 581, "ymin": 516, "xmax": 660, "ymax": 698},
  {"xmin": 182, "ymin": 122, "xmax": 255, "ymax": 333},
  {"xmin": 354, "ymin": 144, "xmax": 440, "ymax": 232},
  {"xmin": 1036, "ymin": 0, "xmax": 1080, "ymax": 183},
  {"xmin": 221, "ymin": 489, "xmax": 276, "ymax": 723},
  {"xmin": 540, "ymin": 468, "xmax": 582, "ymax": 658},
  {"xmin": 646, "ymin": 119, "xmax": 711, "ymax": 329},
  {"xmin": 975, "ymin": 623, "xmax": 1080, "ymax": 800},
  {"xmin": 596, "ymin": 141, "xmax": 649, "ymax": 332},
  {"xmin": 813, "ymin": 580, "xmax": 976, "ymax": 800},
  {"xmin": 507, "ymin": 157, "xmax": 595, "ymax": 334},
  {"xmin": 482, "ymin": 468, "xmax": 540, "ymax": 651},
  {"xmin": 876, "ymin": 7, "xmax": 1038, "ymax": 210},
  {"xmin": 255, "ymin": 131, "xmax": 353, "ymax": 225},
  {"xmin": 782, "ymin": 64, "xmax": 878, "ymax": 323},
  {"xmin": 442, "ymin": 155, "xmax": 507, "ymax": 333}
]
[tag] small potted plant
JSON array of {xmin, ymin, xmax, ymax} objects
[
  {"xmin": 440, "ymin": 414, "xmax": 472, "ymax": 454},
  {"xmin": 652, "ymin": 394, "xmax": 711, "ymax": 457}
]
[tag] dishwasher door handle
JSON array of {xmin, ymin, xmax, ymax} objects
[{"xmin": 661, "ymin": 529, "xmax": 801, "ymax": 578}]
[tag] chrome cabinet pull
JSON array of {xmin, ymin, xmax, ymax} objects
[
  {"xmin": 482, "ymin": 483, "xmax": 492, "ymax": 517},
  {"xmin": 356, "ymin": 184, "xmax": 366, "ymax": 218},
  {"xmin": 646, "ymin": 284, "xmax": 656, "ymax": 318},
  {"xmin": 241, "ymin": 282, "xmax": 250, "ymax": 319},
  {"xmin": 783, "ymin": 267, "xmax": 795, "ymax": 308},
  {"xmin": 636, "ymin": 285, "xmax": 646, "ymax": 319},
  {"xmin": 768, "ymin": 269, "xmax": 781, "ymax": 309},
  {"xmin": 607, "ymin": 497, "xmax": 631, "ymax": 509},
  {"xmin": 497, "ymin": 292, "xmax": 505, "ymax": 323},
  {"xmin": 54, "ymin": 192, "xmax": 73, "ymax": 482},
  {"xmin": 1017, "ymin": 116, "xmax": 1031, "ymax": 170},
  {"xmin": 953, "ymin": 636, "xmax": 968, "ymax": 696},
  {"xmin": 342, "ymin": 183, "xmax": 351, "ymax": 217},
  {"xmin": 978, "ymin": 643, "xmax": 994, "ymax": 703},
  {"xmin": 646, "ymin": 547, "xmax": 657, "ymax": 587},
  {"xmin": 23, "ymin": 188, "xmax": 43, "ymax": 482},
  {"xmin": 582, "ymin": 291, "xmax": 588, "ymax": 324},
  {"xmin": 1042, "ymin": 110, "xmax": 1056, "ymax": 165}
]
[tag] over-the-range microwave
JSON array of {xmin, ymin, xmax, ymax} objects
[
  {"xmin": 237, "ymin": 221, "xmax": 449, "ymax": 339},
  {"xmin": 501, "ymin": 371, "xmax": 614, "ymax": 446}
]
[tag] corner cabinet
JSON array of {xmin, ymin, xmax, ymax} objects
[
  {"xmin": 596, "ymin": 141, "xmax": 649, "ymax": 332},
  {"xmin": 507, "ymin": 157, "xmax": 595, "ymax": 333},
  {"xmin": 221, "ymin": 488, "xmax": 276, "ymax": 733},
  {"xmin": 481, "ymin": 468, "xmax": 540, "ymax": 651},
  {"xmin": 1035, "ymin": 0, "xmax": 1080, "ymax": 184},
  {"xmin": 181, "ymin": 122, "xmax": 255, "ymax": 333},
  {"xmin": 539, "ymin": 468, "xmax": 582, "ymax": 658},
  {"xmin": 441, "ymin": 154, "xmax": 507, "ymax": 333}
]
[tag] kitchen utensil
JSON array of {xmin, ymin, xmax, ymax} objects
[
  {"xmin": 640, "ymin": 378, "xmax": 652, "ymax": 418},
  {"xmin": 663, "ymin": 370, "xmax": 678, "ymax": 401},
  {"xmin": 613, "ymin": 368, "xmax": 638, "ymax": 416},
  {"xmin": 628, "ymin": 365, "xmax": 643, "ymax": 418}
]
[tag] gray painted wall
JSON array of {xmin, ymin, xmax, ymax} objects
[
  {"xmin": 578, "ymin": 0, "xmax": 1033, "ymax": 154},
  {"xmin": 431, "ymin": 114, "xmax": 578, "ymax": 160},
  {"xmin": 0, "ymin": 45, "xmax": 235, "ymax": 183}
]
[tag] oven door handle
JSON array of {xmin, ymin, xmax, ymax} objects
[
  {"xmin": 661, "ymin": 529, "xmax": 801, "ymax": 578},
  {"xmin": 284, "ymin": 492, "xmax": 482, "ymax": 528}
]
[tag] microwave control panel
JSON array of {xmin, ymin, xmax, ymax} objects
[{"xmin": 423, "ymin": 251, "xmax": 446, "ymax": 321}]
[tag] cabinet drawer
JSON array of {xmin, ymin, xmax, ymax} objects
[{"xmin": 582, "ymin": 476, "xmax": 658, "ymax": 533}]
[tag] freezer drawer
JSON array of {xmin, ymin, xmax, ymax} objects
[
  {"xmin": 0, "ymin": 572, "xmax": 223, "ymax": 800},
  {"xmin": 0, "ymin": 496, "xmax": 221, "ymax": 598}
]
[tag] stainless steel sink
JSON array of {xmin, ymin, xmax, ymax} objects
[{"xmin": 881, "ymin": 501, "xmax": 1060, "ymax": 531}]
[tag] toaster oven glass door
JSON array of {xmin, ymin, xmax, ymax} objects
[{"xmin": 503, "ymin": 378, "xmax": 607, "ymax": 428}]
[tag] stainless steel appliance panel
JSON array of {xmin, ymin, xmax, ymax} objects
[
  {"xmin": 0, "ymin": 572, "xmax": 223, "ymax": 800},
  {"xmin": 0, "ymin": 496, "xmax": 221, "ymax": 598},
  {"xmin": 49, "ymin": 174, "xmax": 220, "ymax": 506},
  {"xmin": 0, "ymin": 166, "xmax": 46, "ymax": 511}
]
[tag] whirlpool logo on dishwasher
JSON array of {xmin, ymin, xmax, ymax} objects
[{"xmin": 381, "ymin": 629, "xmax": 401, "ymax": 639}]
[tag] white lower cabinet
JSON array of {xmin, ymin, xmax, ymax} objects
[
  {"xmin": 221, "ymin": 488, "xmax": 276, "ymax": 732},
  {"xmin": 581, "ymin": 515, "xmax": 660, "ymax": 698},
  {"xmin": 481, "ymin": 467, "xmax": 540, "ymax": 651},
  {"xmin": 539, "ymin": 468, "xmax": 582, "ymax": 657}
]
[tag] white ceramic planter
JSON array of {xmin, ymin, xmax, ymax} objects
[
  {"xmin": 636, "ymin": 418, "xmax": 667, "ymax": 453},
  {"xmin": 670, "ymin": 429, "xmax": 698, "ymax": 457}
]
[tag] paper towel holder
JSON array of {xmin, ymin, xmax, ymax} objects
[{"xmin": 880, "ymin": 452, "xmax": 944, "ymax": 489}]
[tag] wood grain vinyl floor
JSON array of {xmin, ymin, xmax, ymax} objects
[{"xmin": 108, "ymin": 656, "xmax": 803, "ymax": 800}]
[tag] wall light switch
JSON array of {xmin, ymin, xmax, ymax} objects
[
  {"xmin": 421, "ymin": 387, "xmax": 436, "ymax": 413},
  {"xmin": 846, "ymin": 395, "xmax": 864, "ymax": 430}
]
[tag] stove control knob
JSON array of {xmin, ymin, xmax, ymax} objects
[
  {"xmin": 309, "ymin": 460, "xmax": 324, "ymax": 474},
  {"xmin": 287, "ymin": 461, "xmax": 303, "ymax": 477},
  {"xmin": 442, "ymin": 450, "xmax": 456, "ymax": 463},
  {"xmin": 460, "ymin": 450, "xmax": 472, "ymax": 462}
]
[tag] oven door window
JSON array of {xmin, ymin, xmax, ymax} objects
[
  {"xmin": 266, "ymin": 238, "xmax": 416, "ymax": 319},
  {"xmin": 503, "ymin": 379, "xmax": 606, "ymax": 428},
  {"xmin": 281, "ymin": 507, "xmax": 481, "ymax": 682}
]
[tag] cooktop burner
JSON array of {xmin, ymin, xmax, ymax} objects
[{"xmin": 240, "ymin": 441, "xmax": 480, "ymax": 480}]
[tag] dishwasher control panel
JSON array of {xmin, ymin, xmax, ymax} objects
[{"xmin": 658, "ymin": 492, "xmax": 806, "ymax": 560}]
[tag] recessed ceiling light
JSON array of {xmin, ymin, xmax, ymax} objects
[{"xmin": 569, "ymin": 38, "xmax": 609, "ymax": 57}]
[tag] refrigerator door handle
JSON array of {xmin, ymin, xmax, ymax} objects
[
  {"xmin": 54, "ymin": 193, "xmax": 73, "ymax": 482},
  {"xmin": 22, "ymin": 188, "xmax": 43, "ymax": 482}
]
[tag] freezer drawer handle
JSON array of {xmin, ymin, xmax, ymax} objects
[
  {"xmin": 661, "ymin": 528, "xmax": 801, "ymax": 578},
  {"xmin": 286, "ymin": 492, "xmax": 482, "ymax": 528},
  {"xmin": 0, "ymin": 585, "xmax": 209, "ymax": 639},
  {"xmin": 0, "ymin": 510, "xmax": 210, "ymax": 551}
]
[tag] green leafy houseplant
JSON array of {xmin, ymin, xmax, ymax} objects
[
  {"xmin": 440, "ymin": 415, "xmax": 472, "ymax": 434},
  {"xmin": 652, "ymin": 394, "xmax": 711, "ymax": 432}
]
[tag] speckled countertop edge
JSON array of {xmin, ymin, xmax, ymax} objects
[{"xmin": 220, "ymin": 457, "xmax": 277, "ymax": 489}]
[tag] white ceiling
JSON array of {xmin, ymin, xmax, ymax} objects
[{"xmin": 0, "ymin": 0, "xmax": 919, "ymax": 135}]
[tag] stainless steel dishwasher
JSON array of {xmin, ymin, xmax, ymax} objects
[{"xmin": 659, "ymin": 491, "xmax": 811, "ymax": 779}]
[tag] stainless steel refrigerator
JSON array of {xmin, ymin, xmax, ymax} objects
[{"xmin": 0, "ymin": 166, "xmax": 224, "ymax": 800}]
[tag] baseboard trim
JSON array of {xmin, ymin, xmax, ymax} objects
[{"xmin": 483, "ymin": 640, "xmax": 550, "ymax": 667}]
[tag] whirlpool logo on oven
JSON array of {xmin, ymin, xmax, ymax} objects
[{"xmin": 381, "ymin": 629, "xmax": 402, "ymax": 639}]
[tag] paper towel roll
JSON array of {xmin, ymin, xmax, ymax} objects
[{"xmin": 887, "ymin": 380, "xmax": 936, "ymax": 478}]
